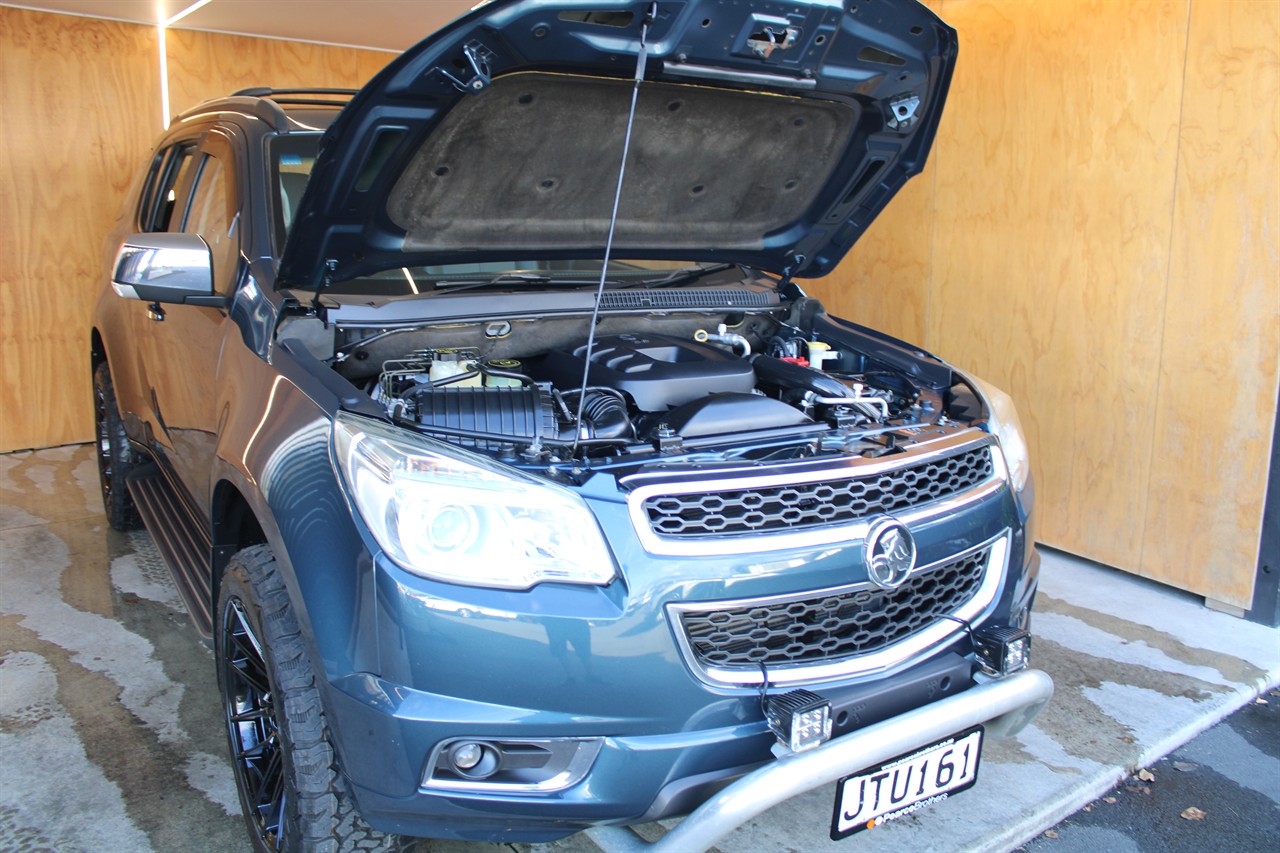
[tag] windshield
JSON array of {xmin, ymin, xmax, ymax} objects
[{"xmin": 270, "ymin": 134, "xmax": 728, "ymax": 294}]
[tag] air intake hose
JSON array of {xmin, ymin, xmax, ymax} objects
[
  {"xmin": 750, "ymin": 354, "xmax": 852, "ymax": 400},
  {"xmin": 577, "ymin": 391, "xmax": 633, "ymax": 440}
]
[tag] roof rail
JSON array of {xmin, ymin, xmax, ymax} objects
[
  {"xmin": 231, "ymin": 87, "xmax": 357, "ymax": 109},
  {"xmin": 232, "ymin": 87, "xmax": 359, "ymax": 98},
  {"xmin": 173, "ymin": 88, "xmax": 357, "ymax": 131}
]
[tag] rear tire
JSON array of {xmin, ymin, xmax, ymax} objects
[
  {"xmin": 93, "ymin": 361, "xmax": 140, "ymax": 530},
  {"xmin": 215, "ymin": 545, "xmax": 398, "ymax": 853}
]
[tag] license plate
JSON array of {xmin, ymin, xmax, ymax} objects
[{"xmin": 830, "ymin": 726, "xmax": 983, "ymax": 839}]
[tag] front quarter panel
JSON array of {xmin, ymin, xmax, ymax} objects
[{"xmin": 209, "ymin": 328, "xmax": 379, "ymax": 683}]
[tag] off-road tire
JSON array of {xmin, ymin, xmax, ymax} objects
[
  {"xmin": 93, "ymin": 361, "xmax": 140, "ymax": 530},
  {"xmin": 216, "ymin": 544, "xmax": 399, "ymax": 853}
]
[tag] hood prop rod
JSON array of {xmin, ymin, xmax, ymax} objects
[{"xmin": 570, "ymin": 2, "xmax": 657, "ymax": 459}]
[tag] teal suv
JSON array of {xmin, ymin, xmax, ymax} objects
[{"xmin": 91, "ymin": 1, "xmax": 1051, "ymax": 850}]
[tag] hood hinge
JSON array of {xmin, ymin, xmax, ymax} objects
[
  {"xmin": 440, "ymin": 42, "xmax": 493, "ymax": 94},
  {"xmin": 773, "ymin": 251, "xmax": 803, "ymax": 297},
  {"xmin": 311, "ymin": 258, "xmax": 338, "ymax": 326},
  {"xmin": 887, "ymin": 93, "xmax": 921, "ymax": 131}
]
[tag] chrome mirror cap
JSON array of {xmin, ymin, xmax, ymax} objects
[{"xmin": 112, "ymin": 233, "xmax": 215, "ymax": 304}]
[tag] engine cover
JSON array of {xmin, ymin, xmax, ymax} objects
[{"xmin": 538, "ymin": 334, "xmax": 757, "ymax": 412}]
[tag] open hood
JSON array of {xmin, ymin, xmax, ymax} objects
[{"xmin": 277, "ymin": 0, "xmax": 956, "ymax": 290}]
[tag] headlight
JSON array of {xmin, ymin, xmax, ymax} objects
[
  {"xmin": 967, "ymin": 375, "xmax": 1031, "ymax": 492},
  {"xmin": 332, "ymin": 412, "xmax": 617, "ymax": 590}
]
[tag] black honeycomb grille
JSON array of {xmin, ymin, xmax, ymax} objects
[
  {"xmin": 678, "ymin": 547, "xmax": 989, "ymax": 669},
  {"xmin": 643, "ymin": 446, "xmax": 993, "ymax": 538}
]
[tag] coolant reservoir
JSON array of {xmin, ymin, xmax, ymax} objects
[
  {"xmin": 806, "ymin": 341, "xmax": 835, "ymax": 371},
  {"xmin": 484, "ymin": 359, "xmax": 524, "ymax": 388},
  {"xmin": 429, "ymin": 350, "xmax": 482, "ymax": 387}
]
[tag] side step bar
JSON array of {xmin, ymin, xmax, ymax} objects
[{"xmin": 126, "ymin": 464, "xmax": 214, "ymax": 638}]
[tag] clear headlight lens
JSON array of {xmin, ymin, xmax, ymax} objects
[
  {"xmin": 967, "ymin": 375, "xmax": 1031, "ymax": 492},
  {"xmin": 332, "ymin": 412, "xmax": 616, "ymax": 590}
]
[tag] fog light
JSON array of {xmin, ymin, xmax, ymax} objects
[
  {"xmin": 451, "ymin": 742, "xmax": 484, "ymax": 770},
  {"xmin": 765, "ymin": 689, "xmax": 832, "ymax": 753},
  {"xmin": 448, "ymin": 741, "xmax": 500, "ymax": 779},
  {"xmin": 974, "ymin": 626, "xmax": 1032, "ymax": 676}
]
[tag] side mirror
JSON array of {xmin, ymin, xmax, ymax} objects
[{"xmin": 111, "ymin": 233, "xmax": 226, "ymax": 308}]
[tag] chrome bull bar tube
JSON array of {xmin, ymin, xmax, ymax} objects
[{"xmin": 587, "ymin": 668, "xmax": 1053, "ymax": 853}]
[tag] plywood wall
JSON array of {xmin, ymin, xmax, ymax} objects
[
  {"xmin": 0, "ymin": 8, "xmax": 161, "ymax": 452},
  {"xmin": 0, "ymin": 8, "xmax": 390, "ymax": 453},
  {"xmin": 1139, "ymin": 0, "xmax": 1280, "ymax": 601},
  {"xmin": 930, "ymin": 0, "xmax": 1189, "ymax": 570},
  {"xmin": 810, "ymin": 0, "xmax": 1280, "ymax": 609},
  {"xmin": 165, "ymin": 29, "xmax": 390, "ymax": 118}
]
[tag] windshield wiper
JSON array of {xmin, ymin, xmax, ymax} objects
[
  {"xmin": 615, "ymin": 262, "xmax": 737, "ymax": 289},
  {"xmin": 426, "ymin": 272, "xmax": 625, "ymax": 295}
]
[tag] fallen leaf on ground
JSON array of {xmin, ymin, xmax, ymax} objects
[
  {"xmin": 1043, "ymin": 830, "xmax": 1059, "ymax": 839},
  {"xmin": 1083, "ymin": 805, "xmax": 1092, "ymax": 812},
  {"xmin": 1103, "ymin": 797, "xmax": 1117, "ymax": 804},
  {"xmin": 1119, "ymin": 736, "xmax": 1135, "ymax": 744},
  {"xmin": 1180, "ymin": 806, "xmax": 1207, "ymax": 821},
  {"xmin": 1255, "ymin": 697, "xmax": 1269, "ymax": 705},
  {"xmin": 1138, "ymin": 769, "xmax": 1155, "ymax": 782},
  {"xmin": 1173, "ymin": 761, "xmax": 1198, "ymax": 772}
]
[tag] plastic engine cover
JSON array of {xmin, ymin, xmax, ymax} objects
[{"xmin": 538, "ymin": 334, "xmax": 757, "ymax": 412}]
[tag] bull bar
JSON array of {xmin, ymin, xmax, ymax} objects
[{"xmin": 587, "ymin": 668, "xmax": 1054, "ymax": 853}]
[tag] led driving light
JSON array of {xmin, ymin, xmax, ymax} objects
[
  {"xmin": 973, "ymin": 626, "xmax": 1032, "ymax": 676},
  {"xmin": 332, "ymin": 412, "xmax": 617, "ymax": 589},
  {"xmin": 765, "ymin": 689, "xmax": 833, "ymax": 753}
]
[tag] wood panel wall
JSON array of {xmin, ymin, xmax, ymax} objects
[
  {"xmin": 0, "ymin": 8, "xmax": 161, "ymax": 452},
  {"xmin": 812, "ymin": 0, "xmax": 1280, "ymax": 609},
  {"xmin": 0, "ymin": 7, "xmax": 390, "ymax": 453},
  {"xmin": 165, "ymin": 29, "xmax": 390, "ymax": 118},
  {"xmin": 1140, "ymin": 0, "xmax": 1280, "ymax": 601}
]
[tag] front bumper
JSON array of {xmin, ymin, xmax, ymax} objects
[{"xmin": 587, "ymin": 668, "xmax": 1053, "ymax": 853}]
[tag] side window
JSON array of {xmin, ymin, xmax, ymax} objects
[
  {"xmin": 138, "ymin": 142, "xmax": 199, "ymax": 232},
  {"xmin": 182, "ymin": 152, "xmax": 240, "ymax": 295}
]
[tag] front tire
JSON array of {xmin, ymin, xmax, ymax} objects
[
  {"xmin": 93, "ymin": 361, "xmax": 140, "ymax": 530},
  {"xmin": 216, "ymin": 545, "xmax": 396, "ymax": 852}
]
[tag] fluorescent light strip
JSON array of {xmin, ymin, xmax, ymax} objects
[
  {"xmin": 158, "ymin": 24, "xmax": 170, "ymax": 128},
  {"xmin": 166, "ymin": 0, "xmax": 214, "ymax": 27},
  {"xmin": 157, "ymin": 0, "xmax": 216, "ymax": 129}
]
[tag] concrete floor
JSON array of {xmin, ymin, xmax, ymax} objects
[
  {"xmin": 1019, "ymin": 686, "xmax": 1280, "ymax": 852},
  {"xmin": 2, "ymin": 444, "xmax": 1277, "ymax": 853}
]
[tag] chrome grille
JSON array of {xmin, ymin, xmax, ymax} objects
[
  {"xmin": 642, "ymin": 446, "xmax": 993, "ymax": 538},
  {"xmin": 677, "ymin": 546, "xmax": 989, "ymax": 670}
]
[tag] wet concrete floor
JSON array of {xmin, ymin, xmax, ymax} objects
[
  {"xmin": 1019, "ymin": 686, "xmax": 1280, "ymax": 852},
  {"xmin": 2, "ymin": 444, "xmax": 1277, "ymax": 852}
]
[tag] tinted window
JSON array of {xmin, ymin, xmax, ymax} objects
[
  {"xmin": 270, "ymin": 134, "xmax": 320, "ymax": 250},
  {"xmin": 183, "ymin": 153, "xmax": 239, "ymax": 294},
  {"xmin": 140, "ymin": 142, "xmax": 199, "ymax": 232}
]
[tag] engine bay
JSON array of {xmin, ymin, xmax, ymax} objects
[{"xmin": 297, "ymin": 296, "xmax": 977, "ymax": 468}]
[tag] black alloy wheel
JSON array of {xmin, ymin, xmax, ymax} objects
[
  {"xmin": 216, "ymin": 545, "xmax": 396, "ymax": 853},
  {"xmin": 221, "ymin": 594, "xmax": 288, "ymax": 848},
  {"xmin": 93, "ymin": 361, "xmax": 140, "ymax": 530}
]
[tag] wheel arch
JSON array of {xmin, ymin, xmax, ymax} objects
[
  {"xmin": 210, "ymin": 478, "xmax": 268, "ymax": 612},
  {"xmin": 91, "ymin": 327, "xmax": 107, "ymax": 370}
]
